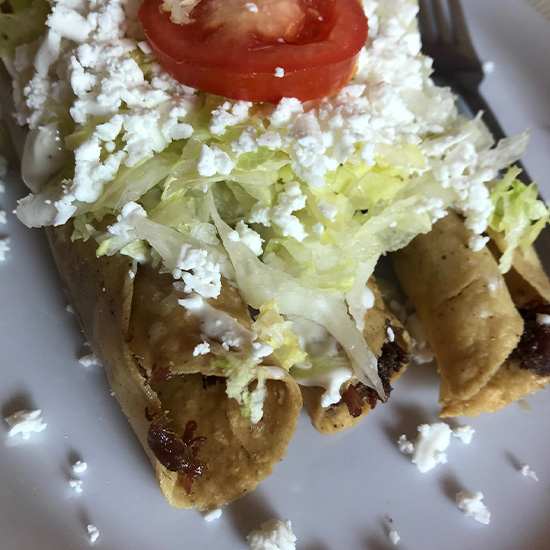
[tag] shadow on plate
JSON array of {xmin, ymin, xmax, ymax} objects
[
  {"xmin": 381, "ymin": 402, "xmax": 432, "ymax": 447},
  {"xmin": 226, "ymin": 488, "xmax": 279, "ymax": 540},
  {"xmin": 1, "ymin": 390, "xmax": 37, "ymax": 419},
  {"xmin": 439, "ymin": 472, "xmax": 464, "ymax": 503}
]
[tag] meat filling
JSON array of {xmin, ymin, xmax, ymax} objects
[
  {"xmin": 513, "ymin": 301, "xmax": 550, "ymax": 376},
  {"xmin": 342, "ymin": 324, "xmax": 409, "ymax": 418},
  {"xmin": 146, "ymin": 412, "xmax": 206, "ymax": 493}
]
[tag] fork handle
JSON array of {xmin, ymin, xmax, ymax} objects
[{"xmin": 453, "ymin": 83, "xmax": 532, "ymax": 186}]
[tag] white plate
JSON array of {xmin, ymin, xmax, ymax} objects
[{"xmin": 1, "ymin": 1, "xmax": 549, "ymax": 549}]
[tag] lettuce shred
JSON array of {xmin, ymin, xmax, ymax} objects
[
  {"xmin": 251, "ymin": 299, "xmax": 307, "ymax": 370},
  {"xmin": 0, "ymin": 0, "xmax": 50, "ymax": 58},
  {"xmin": 488, "ymin": 167, "xmax": 550, "ymax": 272}
]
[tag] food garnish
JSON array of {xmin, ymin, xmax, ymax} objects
[{"xmin": 139, "ymin": 0, "xmax": 368, "ymax": 102}]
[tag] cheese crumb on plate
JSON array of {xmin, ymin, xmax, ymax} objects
[
  {"xmin": 520, "ymin": 464, "xmax": 539, "ymax": 481},
  {"xmin": 72, "ymin": 460, "xmax": 88, "ymax": 474},
  {"xmin": 69, "ymin": 478, "xmax": 83, "ymax": 493},
  {"xmin": 388, "ymin": 529, "xmax": 400, "ymax": 545},
  {"xmin": 398, "ymin": 422, "xmax": 475, "ymax": 472},
  {"xmin": 247, "ymin": 519, "xmax": 296, "ymax": 550},
  {"xmin": 5, "ymin": 409, "xmax": 47, "ymax": 439},
  {"xmin": 87, "ymin": 524, "xmax": 99, "ymax": 544},
  {"xmin": 202, "ymin": 508, "xmax": 222, "ymax": 522},
  {"xmin": 455, "ymin": 491, "xmax": 491, "ymax": 525}
]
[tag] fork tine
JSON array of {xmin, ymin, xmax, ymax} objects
[
  {"xmin": 418, "ymin": 0, "xmax": 436, "ymax": 44},
  {"xmin": 449, "ymin": 0, "xmax": 477, "ymax": 55},
  {"xmin": 432, "ymin": 0, "xmax": 453, "ymax": 44}
]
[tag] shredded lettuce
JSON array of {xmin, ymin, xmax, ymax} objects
[
  {"xmin": 209, "ymin": 194, "xmax": 384, "ymax": 395},
  {"xmin": 488, "ymin": 167, "xmax": 550, "ymax": 272},
  {"xmin": 211, "ymin": 353, "xmax": 267, "ymax": 424},
  {"xmin": 251, "ymin": 299, "xmax": 307, "ymax": 370},
  {"xmin": 0, "ymin": 0, "xmax": 50, "ymax": 58}
]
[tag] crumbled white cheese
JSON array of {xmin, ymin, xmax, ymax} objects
[
  {"xmin": 250, "ymin": 181, "xmax": 308, "ymax": 242},
  {"xmin": 209, "ymin": 101, "xmax": 251, "ymax": 136},
  {"xmin": 79, "ymin": 352, "xmax": 102, "ymax": 368},
  {"xmin": 469, "ymin": 234, "xmax": 489, "ymax": 252},
  {"xmin": 0, "ymin": 237, "xmax": 11, "ymax": 261},
  {"xmin": 202, "ymin": 508, "xmax": 223, "ymax": 522},
  {"xmin": 47, "ymin": 7, "xmax": 93, "ymax": 43},
  {"xmin": 520, "ymin": 464, "xmax": 539, "ymax": 481},
  {"xmin": 5, "ymin": 409, "xmax": 47, "ymax": 439},
  {"xmin": 108, "ymin": 201, "xmax": 147, "ymax": 239},
  {"xmin": 245, "ymin": 2, "xmax": 258, "ymax": 12},
  {"xmin": 269, "ymin": 97, "xmax": 303, "ymax": 128},
  {"xmin": 411, "ymin": 423, "xmax": 451, "ymax": 473},
  {"xmin": 231, "ymin": 126, "xmax": 259, "ymax": 154},
  {"xmin": 72, "ymin": 460, "xmax": 88, "ymax": 474},
  {"xmin": 251, "ymin": 341, "xmax": 274, "ymax": 361},
  {"xmin": 274, "ymin": 67, "xmax": 285, "ymax": 78},
  {"xmin": 386, "ymin": 326, "xmax": 395, "ymax": 342},
  {"xmin": 536, "ymin": 313, "xmax": 550, "ymax": 325},
  {"xmin": 137, "ymin": 40, "xmax": 152, "ymax": 55},
  {"xmin": 397, "ymin": 434, "xmax": 414, "ymax": 455},
  {"xmin": 172, "ymin": 244, "xmax": 222, "ymax": 299},
  {"xmin": 388, "ymin": 529, "xmax": 400, "ymax": 545},
  {"xmin": 197, "ymin": 144, "xmax": 234, "ymax": 177},
  {"xmin": 87, "ymin": 524, "xmax": 99, "ymax": 544},
  {"xmin": 247, "ymin": 519, "xmax": 297, "ymax": 550},
  {"xmin": 161, "ymin": 0, "xmax": 201, "ymax": 24},
  {"xmin": 69, "ymin": 478, "xmax": 83, "ymax": 493},
  {"xmin": 400, "ymin": 422, "xmax": 475, "ymax": 471},
  {"xmin": 455, "ymin": 491, "xmax": 491, "ymax": 525},
  {"xmin": 452, "ymin": 425, "xmax": 475, "ymax": 444},
  {"xmin": 227, "ymin": 221, "xmax": 264, "ymax": 256},
  {"xmin": 193, "ymin": 342, "xmax": 211, "ymax": 356},
  {"xmin": 257, "ymin": 132, "xmax": 282, "ymax": 149},
  {"xmin": 317, "ymin": 200, "xmax": 338, "ymax": 221},
  {"xmin": 483, "ymin": 61, "xmax": 495, "ymax": 75}
]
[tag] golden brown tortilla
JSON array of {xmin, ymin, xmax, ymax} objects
[
  {"xmin": 301, "ymin": 278, "xmax": 411, "ymax": 434},
  {"xmin": 439, "ymin": 361, "xmax": 550, "ymax": 417},
  {"xmin": 47, "ymin": 223, "xmax": 302, "ymax": 510},
  {"xmin": 393, "ymin": 210, "xmax": 550, "ymax": 417},
  {"xmin": 392, "ymin": 211, "xmax": 523, "ymax": 401}
]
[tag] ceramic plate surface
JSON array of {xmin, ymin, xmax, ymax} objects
[{"xmin": 1, "ymin": 1, "xmax": 549, "ymax": 548}]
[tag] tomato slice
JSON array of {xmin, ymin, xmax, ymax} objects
[{"xmin": 139, "ymin": 0, "xmax": 368, "ymax": 103}]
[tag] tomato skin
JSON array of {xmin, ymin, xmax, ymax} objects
[{"xmin": 139, "ymin": 0, "xmax": 368, "ymax": 103}]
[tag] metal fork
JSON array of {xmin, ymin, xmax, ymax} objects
[{"xmin": 418, "ymin": 0, "xmax": 531, "ymax": 185}]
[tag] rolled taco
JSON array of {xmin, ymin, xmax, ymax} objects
[
  {"xmin": 48, "ymin": 222, "xmax": 302, "ymax": 510},
  {"xmin": 293, "ymin": 278, "xmax": 411, "ymax": 434},
  {"xmin": 392, "ymin": 210, "xmax": 550, "ymax": 417}
]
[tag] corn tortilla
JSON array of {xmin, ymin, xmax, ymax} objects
[
  {"xmin": 47, "ymin": 223, "xmax": 302, "ymax": 510},
  {"xmin": 301, "ymin": 278, "xmax": 411, "ymax": 434}
]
